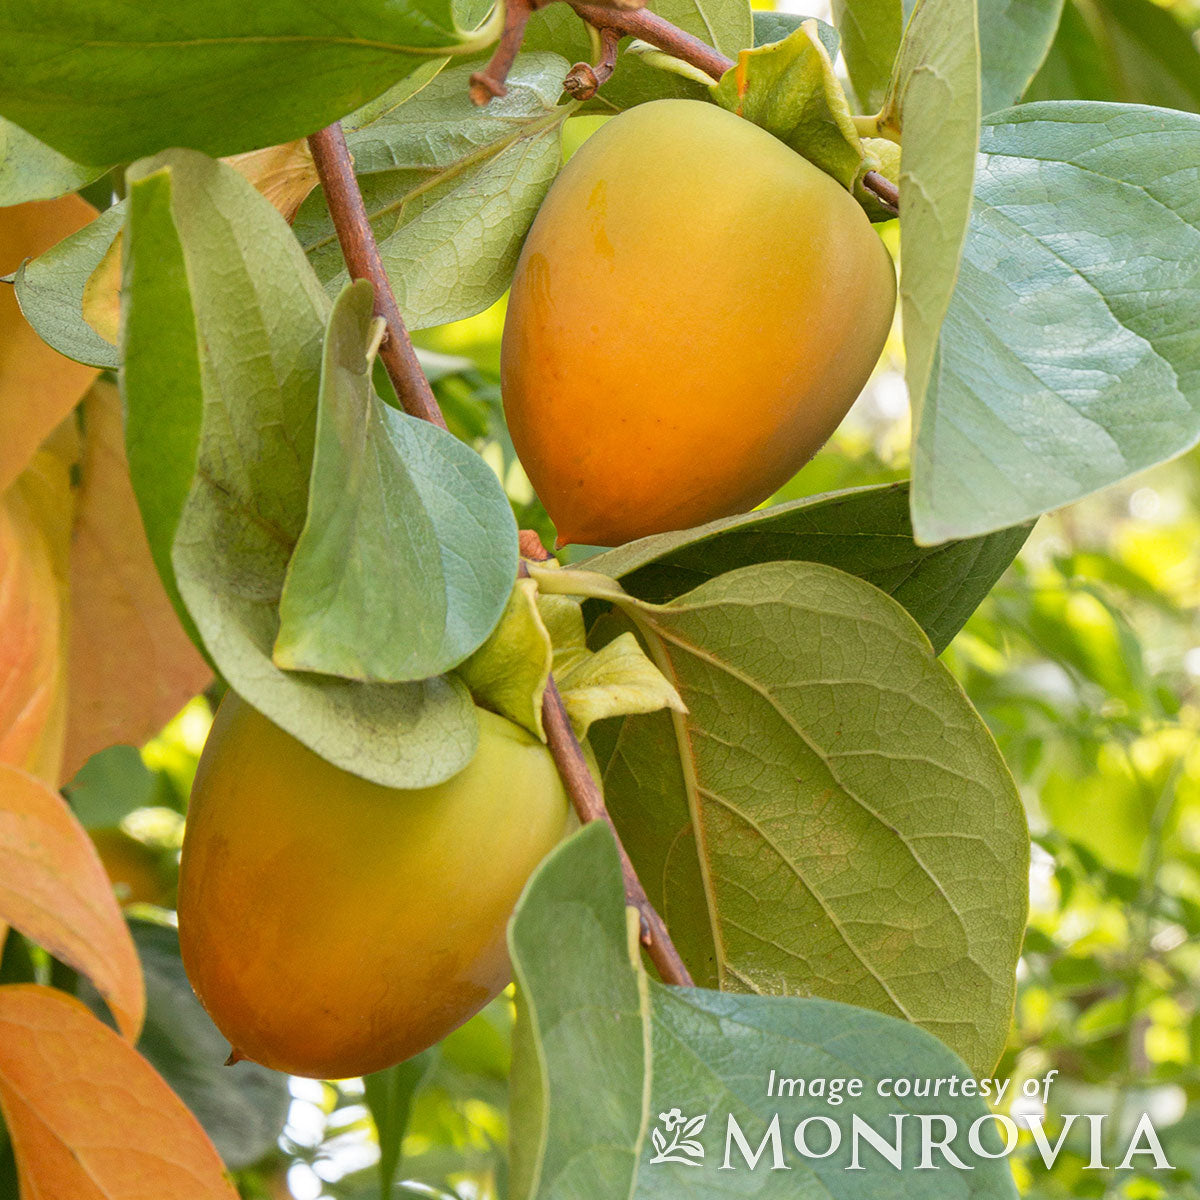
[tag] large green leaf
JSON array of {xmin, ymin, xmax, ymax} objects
[
  {"xmin": 581, "ymin": 482, "xmax": 1031, "ymax": 654},
  {"xmin": 275, "ymin": 280, "xmax": 517, "ymax": 681},
  {"xmin": 122, "ymin": 149, "xmax": 477, "ymax": 788},
  {"xmin": 837, "ymin": 0, "xmax": 1062, "ymax": 116},
  {"xmin": 81, "ymin": 920, "xmax": 290, "ymax": 1171},
  {"xmin": 296, "ymin": 54, "xmax": 571, "ymax": 331},
  {"xmin": 911, "ymin": 102, "xmax": 1200, "ymax": 543},
  {"xmin": 540, "ymin": 562, "xmax": 1028, "ymax": 1076},
  {"xmin": 1027, "ymin": 0, "xmax": 1200, "ymax": 112},
  {"xmin": 509, "ymin": 823, "xmax": 1020, "ymax": 1198},
  {"xmin": 523, "ymin": 0, "xmax": 753, "ymax": 110},
  {"xmin": 977, "ymin": 0, "xmax": 1064, "ymax": 114},
  {"xmin": 0, "ymin": 0, "xmax": 500, "ymax": 165},
  {"xmin": 832, "ymin": 0, "xmax": 904, "ymax": 113},
  {"xmin": 0, "ymin": 117, "xmax": 103, "ymax": 205},
  {"xmin": 880, "ymin": 0, "xmax": 980, "ymax": 433}
]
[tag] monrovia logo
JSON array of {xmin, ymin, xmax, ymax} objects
[
  {"xmin": 650, "ymin": 1109, "xmax": 707, "ymax": 1166},
  {"xmin": 648, "ymin": 1108, "xmax": 1174, "ymax": 1173}
]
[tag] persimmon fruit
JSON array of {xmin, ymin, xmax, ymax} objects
[
  {"xmin": 502, "ymin": 98, "xmax": 897, "ymax": 546},
  {"xmin": 177, "ymin": 693, "xmax": 570, "ymax": 1079}
]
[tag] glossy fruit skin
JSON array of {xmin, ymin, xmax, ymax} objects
[
  {"xmin": 502, "ymin": 99, "xmax": 897, "ymax": 547},
  {"xmin": 178, "ymin": 694, "xmax": 570, "ymax": 1079}
]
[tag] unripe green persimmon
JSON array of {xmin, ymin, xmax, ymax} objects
[
  {"xmin": 502, "ymin": 99, "xmax": 897, "ymax": 547},
  {"xmin": 178, "ymin": 694, "xmax": 570, "ymax": 1079}
]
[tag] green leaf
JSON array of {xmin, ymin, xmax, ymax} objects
[
  {"xmin": 833, "ymin": 0, "xmax": 905, "ymax": 113},
  {"xmin": 711, "ymin": 22, "xmax": 865, "ymax": 191},
  {"xmin": 80, "ymin": 920, "xmax": 290, "ymax": 1169},
  {"xmin": 580, "ymin": 482, "xmax": 1031, "ymax": 654},
  {"xmin": 880, "ymin": 0, "xmax": 981, "ymax": 433},
  {"xmin": 0, "ymin": 0, "xmax": 501, "ymax": 165},
  {"xmin": 12, "ymin": 203, "xmax": 123, "ymax": 370},
  {"xmin": 566, "ymin": 562, "xmax": 1028, "ymax": 1077},
  {"xmin": 752, "ymin": 11, "xmax": 839, "ymax": 55},
  {"xmin": 275, "ymin": 279, "xmax": 517, "ymax": 681},
  {"xmin": 461, "ymin": 575, "xmax": 684, "ymax": 741},
  {"xmin": 509, "ymin": 823, "xmax": 1021, "ymax": 1198},
  {"xmin": 296, "ymin": 54, "xmax": 572, "ymax": 331},
  {"xmin": 63, "ymin": 746, "xmax": 156, "ymax": 830},
  {"xmin": 911, "ymin": 102, "xmax": 1200, "ymax": 543},
  {"xmin": 523, "ymin": 0, "xmax": 753, "ymax": 110},
  {"xmin": 977, "ymin": 0, "xmax": 1065, "ymax": 114},
  {"xmin": 122, "ymin": 149, "xmax": 477, "ymax": 788},
  {"xmin": 0, "ymin": 117, "xmax": 104, "ymax": 205},
  {"xmin": 364, "ymin": 1054, "xmax": 435, "ymax": 1200},
  {"xmin": 837, "ymin": 0, "xmax": 1062, "ymax": 116},
  {"xmin": 460, "ymin": 577, "xmax": 553, "ymax": 739},
  {"xmin": 1027, "ymin": 0, "xmax": 1200, "ymax": 112}
]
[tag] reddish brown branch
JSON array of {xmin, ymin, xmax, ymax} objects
[
  {"xmin": 516, "ymin": 550, "xmax": 693, "ymax": 986},
  {"xmin": 569, "ymin": 1, "xmax": 733, "ymax": 80},
  {"xmin": 564, "ymin": 27, "xmax": 622, "ymax": 100},
  {"xmin": 468, "ymin": 0, "xmax": 735, "ymax": 103},
  {"xmin": 543, "ymin": 672, "xmax": 695, "ymax": 987},
  {"xmin": 310, "ymin": 117, "xmax": 694, "ymax": 989},
  {"xmin": 470, "ymin": 0, "xmax": 537, "ymax": 105},
  {"xmin": 307, "ymin": 124, "xmax": 448, "ymax": 429},
  {"xmin": 863, "ymin": 170, "xmax": 900, "ymax": 215}
]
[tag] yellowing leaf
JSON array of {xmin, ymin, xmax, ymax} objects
[
  {"xmin": 226, "ymin": 139, "xmax": 319, "ymax": 222},
  {"xmin": 64, "ymin": 382, "xmax": 211, "ymax": 779},
  {"xmin": 0, "ymin": 448, "xmax": 73, "ymax": 783},
  {"xmin": 0, "ymin": 196, "xmax": 100, "ymax": 493},
  {"xmin": 0, "ymin": 984, "xmax": 237, "ymax": 1198},
  {"xmin": 459, "ymin": 577, "xmax": 552, "ymax": 739},
  {"xmin": 556, "ymin": 630, "xmax": 686, "ymax": 739},
  {"xmin": 0, "ymin": 766, "xmax": 144, "ymax": 1040},
  {"xmin": 81, "ymin": 230, "xmax": 122, "ymax": 346}
]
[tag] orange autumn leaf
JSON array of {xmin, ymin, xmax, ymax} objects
[
  {"xmin": 63, "ymin": 382, "xmax": 211, "ymax": 779},
  {"xmin": 0, "ymin": 985, "xmax": 237, "ymax": 1200},
  {"xmin": 0, "ymin": 765, "xmax": 143, "ymax": 1040},
  {"xmin": 0, "ymin": 196, "xmax": 100, "ymax": 494},
  {"xmin": 226, "ymin": 138, "xmax": 319, "ymax": 222},
  {"xmin": 0, "ymin": 446, "xmax": 74, "ymax": 784}
]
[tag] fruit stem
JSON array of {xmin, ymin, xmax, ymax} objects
[
  {"xmin": 306, "ymin": 124, "xmax": 449, "ymax": 430},
  {"xmin": 862, "ymin": 170, "xmax": 899, "ymax": 215},
  {"xmin": 307, "ymin": 118, "xmax": 696, "ymax": 990},
  {"xmin": 469, "ymin": 0, "xmax": 735, "ymax": 104},
  {"xmin": 564, "ymin": 27, "xmax": 622, "ymax": 101}
]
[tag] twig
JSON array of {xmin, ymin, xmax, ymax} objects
[
  {"xmin": 515, "ymin": 550, "xmax": 692, "ymax": 985},
  {"xmin": 569, "ymin": 0, "xmax": 733, "ymax": 80},
  {"xmin": 543, "ymin": 657, "xmax": 695, "ymax": 987},
  {"xmin": 307, "ymin": 124, "xmax": 448, "ymax": 429},
  {"xmin": 564, "ymin": 27, "xmax": 622, "ymax": 101},
  {"xmin": 309, "ymin": 117, "xmax": 695, "ymax": 989},
  {"xmin": 470, "ymin": 0, "xmax": 537, "ymax": 105},
  {"xmin": 469, "ymin": 0, "xmax": 734, "ymax": 103},
  {"xmin": 863, "ymin": 170, "xmax": 900, "ymax": 215}
]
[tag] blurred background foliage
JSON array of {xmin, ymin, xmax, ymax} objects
[{"xmin": 1, "ymin": 0, "xmax": 1196, "ymax": 1197}]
